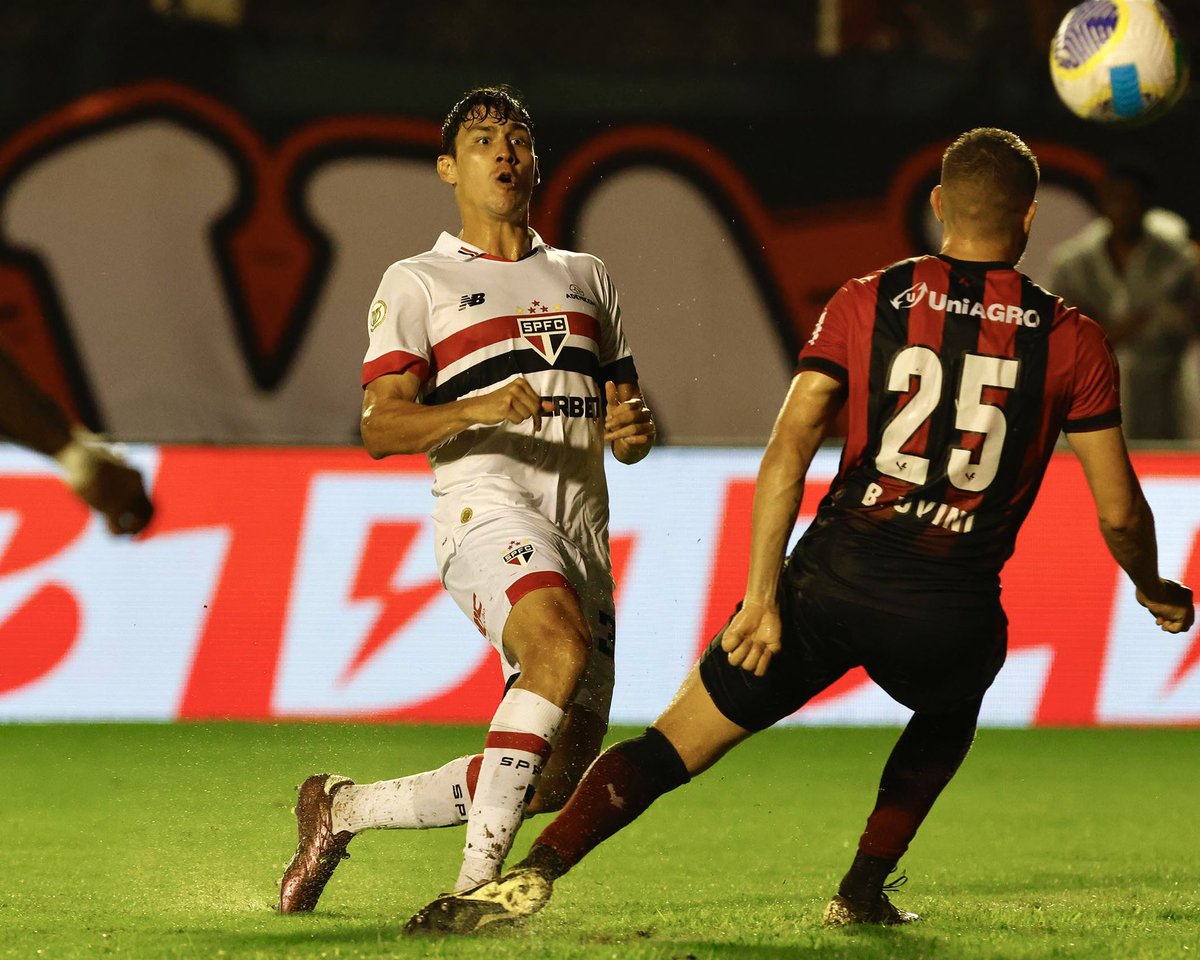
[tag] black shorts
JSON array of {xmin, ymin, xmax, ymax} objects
[{"xmin": 699, "ymin": 559, "xmax": 1008, "ymax": 731}]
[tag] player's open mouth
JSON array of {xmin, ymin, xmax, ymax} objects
[{"xmin": 496, "ymin": 170, "xmax": 515, "ymax": 184}]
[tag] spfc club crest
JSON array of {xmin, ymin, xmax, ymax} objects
[
  {"xmin": 519, "ymin": 315, "xmax": 569, "ymax": 364},
  {"xmin": 503, "ymin": 539, "xmax": 536, "ymax": 566}
]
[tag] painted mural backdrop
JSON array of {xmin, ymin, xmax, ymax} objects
[{"xmin": 0, "ymin": 82, "xmax": 1108, "ymax": 446}]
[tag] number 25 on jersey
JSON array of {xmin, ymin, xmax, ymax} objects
[{"xmin": 876, "ymin": 346, "xmax": 1020, "ymax": 493}]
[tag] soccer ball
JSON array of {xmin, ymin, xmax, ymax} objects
[{"xmin": 1050, "ymin": 0, "xmax": 1189, "ymax": 123}]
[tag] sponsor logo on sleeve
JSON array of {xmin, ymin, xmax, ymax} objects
[{"xmin": 368, "ymin": 300, "xmax": 387, "ymax": 331}]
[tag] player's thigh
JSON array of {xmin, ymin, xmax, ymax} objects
[
  {"xmin": 441, "ymin": 511, "xmax": 582, "ymax": 669},
  {"xmin": 503, "ymin": 585, "xmax": 591, "ymax": 677},
  {"xmin": 858, "ymin": 602, "xmax": 1008, "ymax": 714},
  {"xmin": 442, "ymin": 511, "xmax": 614, "ymax": 711},
  {"xmin": 697, "ymin": 592, "xmax": 854, "ymax": 732}
]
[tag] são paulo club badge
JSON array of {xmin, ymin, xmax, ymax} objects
[
  {"xmin": 518, "ymin": 314, "xmax": 569, "ymax": 364},
  {"xmin": 503, "ymin": 539, "xmax": 536, "ymax": 566}
]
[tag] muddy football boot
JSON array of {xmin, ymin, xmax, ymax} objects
[
  {"xmin": 403, "ymin": 867, "xmax": 553, "ymax": 935},
  {"xmin": 278, "ymin": 774, "xmax": 354, "ymax": 913},
  {"xmin": 823, "ymin": 872, "xmax": 918, "ymax": 926}
]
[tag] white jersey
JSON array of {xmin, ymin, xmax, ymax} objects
[{"xmin": 362, "ymin": 230, "xmax": 637, "ymax": 561}]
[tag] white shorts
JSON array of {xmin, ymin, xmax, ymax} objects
[{"xmin": 437, "ymin": 508, "xmax": 616, "ymax": 718}]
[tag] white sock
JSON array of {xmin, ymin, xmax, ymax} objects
[
  {"xmin": 455, "ymin": 688, "xmax": 564, "ymax": 892},
  {"xmin": 330, "ymin": 754, "xmax": 482, "ymax": 834}
]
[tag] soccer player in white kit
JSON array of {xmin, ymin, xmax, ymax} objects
[{"xmin": 278, "ymin": 86, "xmax": 656, "ymax": 923}]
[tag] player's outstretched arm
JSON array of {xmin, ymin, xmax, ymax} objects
[
  {"xmin": 1067, "ymin": 426, "xmax": 1194, "ymax": 633},
  {"xmin": 723, "ymin": 371, "xmax": 845, "ymax": 675},
  {"xmin": 0, "ymin": 345, "xmax": 73, "ymax": 457},
  {"xmin": 362, "ymin": 372, "xmax": 549, "ymax": 457},
  {"xmin": 604, "ymin": 380, "xmax": 655, "ymax": 464},
  {"xmin": 0, "ymin": 347, "xmax": 152, "ymax": 535}
]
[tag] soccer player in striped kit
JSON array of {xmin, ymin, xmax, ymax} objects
[
  {"xmin": 418, "ymin": 128, "xmax": 1195, "ymax": 933},
  {"xmin": 277, "ymin": 86, "xmax": 655, "ymax": 919}
]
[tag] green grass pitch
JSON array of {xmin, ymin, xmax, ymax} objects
[{"xmin": 3, "ymin": 723, "xmax": 1198, "ymax": 959}]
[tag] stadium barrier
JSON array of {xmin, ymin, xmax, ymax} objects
[{"xmin": 1, "ymin": 445, "xmax": 1197, "ymax": 726}]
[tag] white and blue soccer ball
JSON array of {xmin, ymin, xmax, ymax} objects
[{"xmin": 1050, "ymin": 0, "xmax": 1189, "ymax": 123}]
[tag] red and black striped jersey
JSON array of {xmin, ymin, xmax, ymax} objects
[{"xmin": 795, "ymin": 254, "xmax": 1120, "ymax": 610}]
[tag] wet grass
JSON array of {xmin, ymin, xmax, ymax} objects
[{"xmin": 1, "ymin": 723, "xmax": 1197, "ymax": 958}]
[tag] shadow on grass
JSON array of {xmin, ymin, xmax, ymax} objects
[{"xmin": 173, "ymin": 919, "xmax": 959, "ymax": 960}]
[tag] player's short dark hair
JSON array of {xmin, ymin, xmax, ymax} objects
[
  {"xmin": 440, "ymin": 85, "xmax": 534, "ymax": 157},
  {"xmin": 942, "ymin": 128, "xmax": 1039, "ymax": 206},
  {"xmin": 940, "ymin": 128, "xmax": 1039, "ymax": 235}
]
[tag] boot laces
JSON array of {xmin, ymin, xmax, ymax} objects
[{"xmin": 881, "ymin": 872, "xmax": 908, "ymax": 894}]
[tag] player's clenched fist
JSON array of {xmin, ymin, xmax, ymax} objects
[
  {"xmin": 721, "ymin": 600, "xmax": 783, "ymax": 677},
  {"xmin": 468, "ymin": 377, "xmax": 547, "ymax": 431},
  {"xmin": 1136, "ymin": 578, "xmax": 1195, "ymax": 634},
  {"xmin": 79, "ymin": 460, "xmax": 154, "ymax": 536},
  {"xmin": 56, "ymin": 429, "xmax": 154, "ymax": 536},
  {"xmin": 604, "ymin": 381, "xmax": 655, "ymax": 463}
]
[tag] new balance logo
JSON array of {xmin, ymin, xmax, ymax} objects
[{"xmin": 459, "ymin": 292, "xmax": 486, "ymax": 310}]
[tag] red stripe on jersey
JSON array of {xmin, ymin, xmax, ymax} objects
[
  {"xmin": 361, "ymin": 350, "xmax": 429, "ymax": 387},
  {"xmin": 901, "ymin": 258, "xmax": 952, "ymax": 460},
  {"xmin": 908, "ymin": 258, "xmax": 949, "ymax": 351},
  {"xmin": 979, "ymin": 269, "xmax": 1021, "ymax": 358},
  {"xmin": 484, "ymin": 730, "xmax": 553, "ymax": 759},
  {"xmin": 431, "ymin": 312, "xmax": 600, "ymax": 375},
  {"xmin": 945, "ymin": 266, "xmax": 1023, "ymax": 513},
  {"xmin": 505, "ymin": 570, "xmax": 576, "ymax": 608},
  {"xmin": 838, "ymin": 279, "xmax": 878, "ymax": 476},
  {"xmin": 459, "ymin": 246, "xmax": 538, "ymax": 263}
]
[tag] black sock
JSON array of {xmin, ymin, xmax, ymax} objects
[
  {"xmin": 837, "ymin": 850, "xmax": 897, "ymax": 903},
  {"xmin": 517, "ymin": 843, "xmax": 567, "ymax": 879}
]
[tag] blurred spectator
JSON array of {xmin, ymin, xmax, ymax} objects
[{"xmin": 1049, "ymin": 159, "xmax": 1200, "ymax": 441}]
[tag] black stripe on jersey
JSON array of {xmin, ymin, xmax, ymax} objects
[
  {"xmin": 424, "ymin": 346, "xmax": 600, "ymax": 405},
  {"xmin": 865, "ymin": 259, "xmax": 918, "ymax": 477},
  {"xmin": 602, "ymin": 355, "xmax": 639, "ymax": 384},
  {"xmin": 1064, "ymin": 409, "xmax": 1122, "ymax": 432},
  {"xmin": 923, "ymin": 262, "xmax": 985, "ymax": 500},
  {"xmin": 797, "ymin": 356, "xmax": 848, "ymax": 383},
  {"xmin": 983, "ymin": 274, "xmax": 1051, "ymax": 511}
]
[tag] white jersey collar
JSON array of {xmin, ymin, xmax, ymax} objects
[{"xmin": 435, "ymin": 229, "xmax": 547, "ymax": 262}]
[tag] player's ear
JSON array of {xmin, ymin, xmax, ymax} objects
[
  {"xmin": 437, "ymin": 153, "xmax": 457, "ymax": 187},
  {"xmin": 1023, "ymin": 198, "xmax": 1038, "ymax": 234},
  {"xmin": 930, "ymin": 184, "xmax": 945, "ymax": 223}
]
